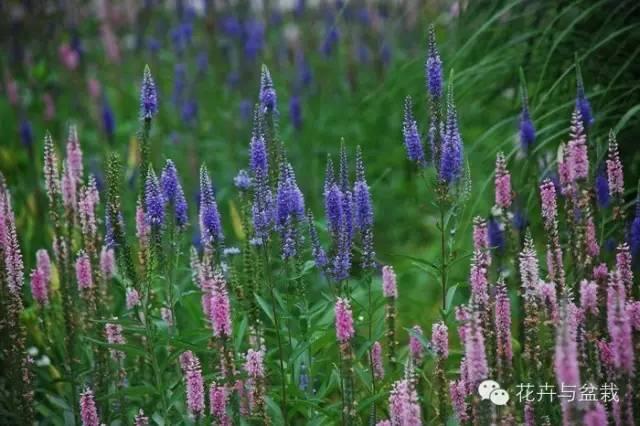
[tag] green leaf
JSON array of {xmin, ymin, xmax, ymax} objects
[
  {"xmin": 255, "ymin": 294, "xmax": 275, "ymax": 324},
  {"xmin": 444, "ymin": 283, "xmax": 460, "ymax": 314}
]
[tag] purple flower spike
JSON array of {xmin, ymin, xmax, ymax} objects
[
  {"xmin": 259, "ymin": 64, "xmax": 277, "ymax": 112},
  {"xmin": 199, "ymin": 165, "xmax": 223, "ymax": 245},
  {"xmin": 140, "ymin": 65, "xmax": 158, "ymax": 120},
  {"xmin": 439, "ymin": 85, "xmax": 464, "ymax": 184},
  {"xmin": 144, "ymin": 167, "xmax": 165, "ymax": 228},
  {"xmin": 161, "ymin": 160, "xmax": 188, "ymax": 228},
  {"xmin": 576, "ymin": 68, "xmax": 594, "ymax": 127},
  {"xmin": 402, "ymin": 96, "xmax": 426, "ymax": 166},
  {"xmin": 425, "ymin": 25, "xmax": 443, "ymax": 99}
]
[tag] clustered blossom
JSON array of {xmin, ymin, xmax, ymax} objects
[
  {"xmin": 100, "ymin": 246, "xmax": 116, "ymax": 280},
  {"xmin": 566, "ymin": 108, "xmax": 589, "ymax": 181},
  {"xmin": 540, "ymin": 179, "xmax": 558, "ymax": 226},
  {"xmin": 382, "ymin": 265, "xmax": 397, "ymax": 299},
  {"xmin": 425, "ymin": 25, "xmax": 443, "ymax": 99},
  {"xmin": 180, "ymin": 351, "xmax": 205, "ymax": 417},
  {"xmin": 209, "ymin": 383, "xmax": 229, "ymax": 423},
  {"xmin": 203, "ymin": 270, "xmax": 232, "ymax": 338},
  {"xmin": 519, "ymin": 94, "xmax": 536, "ymax": 151},
  {"xmin": 494, "ymin": 152, "xmax": 512, "ymax": 209},
  {"xmin": 464, "ymin": 314, "xmax": 488, "ymax": 387},
  {"xmin": 606, "ymin": 131, "xmax": 624, "ymax": 198},
  {"xmin": 144, "ymin": 168, "xmax": 165, "ymax": 228},
  {"xmin": 75, "ymin": 250, "xmax": 93, "ymax": 291},
  {"xmin": 494, "ymin": 279, "xmax": 512, "ymax": 365},
  {"xmin": 439, "ymin": 88, "xmax": 464, "ymax": 184},
  {"xmin": 30, "ymin": 268, "xmax": 48, "ymax": 306},
  {"xmin": 402, "ymin": 96, "xmax": 425, "ymax": 166},
  {"xmin": 79, "ymin": 387, "xmax": 100, "ymax": 426},
  {"xmin": 335, "ymin": 297, "xmax": 355, "ymax": 344},
  {"xmin": 607, "ymin": 271, "xmax": 634, "ymax": 374},
  {"xmin": 105, "ymin": 322, "xmax": 126, "ymax": 361},
  {"xmin": 371, "ymin": 341, "xmax": 384, "ymax": 380},
  {"xmin": 449, "ymin": 380, "xmax": 469, "ymax": 423},
  {"xmin": 431, "ymin": 321, "xmax": 448, "ymax": 358},
  {"xmin": 161, "ymin": 159, "xmax": 188, "ymax": 228},
  {"xmin": 140, "ymin": 64, "xmax": 158, "ymax": 119},
  {"xmin": 580, "ymin": 280, "xmax": 599, "ymax": 317},
  {"xmin": 126, "ymin": 288, "xmax": 140, "ymax": 309},
  {"xmin": 388, "ymin": 379, "xmax": 421, "ymax": 426},
  {"xmin": 259, "ymin": 64, "xmax": 277, "ymax": 112},
  {"xmin": 409, "ymin": 325, "xmax": 424, "ymax": 363},
  {"xmin": 199, "ymin": 166, "xmax": 224, "ymax": 245}
]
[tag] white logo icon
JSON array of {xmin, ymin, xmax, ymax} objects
[{"xmin": 478, "ymin": 379, "xmax": 509, "ymax": 405}]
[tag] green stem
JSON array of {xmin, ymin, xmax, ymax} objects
[
  {"xmin": 262, "ymin": 248, "xmax": 288, "ymax": 425},
  {"xmin": 439, "ymin": 200, "xmax": 448, "ymax": 312}
]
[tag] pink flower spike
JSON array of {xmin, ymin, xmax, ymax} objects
[
  {"xmin": 371, "ymin": 341, "xmax": 384, "ymax": 380},
  {"xmin": 75, "ymin": 251, "xmax": 93, "ymax": 290},
  {"xmin": 126, "ymin": 288, "xmax": 140, "ymax": 309},
  {"xmin": 388, "ymin": 379, "xmax": 421, "ymax": 425},
  {"xmin": 539, "ymin": 179, "xmax": 557, "ymax": 226},
  {"xmin": 580, "ymin": 280, "xmax": 598, "ymax": 317},
  {"xmin": 567, "ymin": 108, "xmax": 589, "ymax": 181},
  {"xmin": 30, "ymin": 268, "xmax": 49, "ymax": 306},
  {"xmin": 335, "ymin": 297, "xmax": 355, "ymax": 343},
  {"xmin": 381, "ymin": 265, "xmax": 397, "ymax": 299},
  {"xmin": 100, "ymin": 246, "xmax": 116, "ymax": 280},
  {"xmin": 181, "ymin": 351, "xmax": 205, "ymax": 417},
  {"xmin": 209, "ymin": 382, "xmax": 229, "ymax": 419},
  {"xmin": 606, "ymin": 131, "xmax": 624, "ymax": 197},
  {"xmin": 494, "ymin": 152, "xmax": 513, "ymax": 209},
  {"xmin": 431, "ymin": 321, "xmax": 449, "ymax": 358},
  {"xmin": 79, "ymin": 387, "xmax": 100, "ymax": 426},
  {"xmin": 244, "ymin": 347, "xmax": 265, "ymax": 379},
  {"xmin": 105, "ymin": 322, "xmax": 126, "ymax": 361},
  {"xmin": 36, "ymin": 249, "xmax": 51, "ymax": 282},
  {"xmin": 409, "ymin": 325, "xmax": 424, "ymax": 363},
  {"xmin": 66, "ymin": 125, "xmax": 83, "ymax": 182}
]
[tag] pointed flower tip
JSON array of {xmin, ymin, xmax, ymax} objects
[{"xmin": 140, "ymin": 65, "xmax": 158, "ymax": 120}]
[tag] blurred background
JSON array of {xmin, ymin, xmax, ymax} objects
[{"xmin": 1, "ymin": 0, "xmax": 639, "ymax": 325}]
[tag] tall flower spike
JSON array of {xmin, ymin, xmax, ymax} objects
[
  {"xmin": 431, "ymin": 321, "xmax": 449, "ymax": 358},
  {"xmin": 161, "ymin": 160, "xmax": 188, "ymax": 228},
  {"xmin": 75, "ymin": 250, "xmax": 93, "ymax": 290},
  {"xmin": 575, "ymin": 63, "xmax": 594, "ymax": 127},
  {"xmin": 105, "ymin": 322, "xmax": 126, "ymax": 360},
  {"xmin": 554, "ymin": 303, "xmax": 581, "ymax": 425},
  {"xmin": 425, "ymin": 24, "xmax": 443, "ymax": 99},
  {"xmin": 259, "ymin": 64, "xmax": 277, "ymax": 112},
  {"xmin": 249, "ymin": 133, "xmax": 268, "ymax": 178},
  {"xmin": 494, "ymin": 278, "xmax": 513, "ymax": 366},
  {"xmin": 338, "ymin": 140, "xmax": 350, "ymax": 193},
  {"xmin": 144, "ymin": 167, "xmax": 165, "ymax": 228},
  {"xmin": 100, "ymin": 246, "xmax": 116, "ymax": 280},
  {"xmin": 539, "ymin": 179, "xmax": 557, "ymax": 227},
  {"xmin": 371, "ymin": 341, "xmax": 384, "ymax": 379},
  {"xmin": 409, "ymin": 325, "xmax": 424, "ymax": 363},
  {"xmin": 199, "ymin": 165, "xmax": 224, "ymax": 245},
  {"xmin": 335, "ymin": 297, "xmax": 355, "ymax": 343},
  {"xmin": 30, "ymin": 268, "xmax": 49, "ymax": 306},
  {"xmin": 79, "ymin": 387, "xmax": 100, "ymax": 426},
  {"xmin": 325, "ymin": 183, "xmax": 343, "ymax": 237},
  {"xmin": 616, "ymin": 243, "xmax": 633, "ymax": 293},
  {"xmin": 606, "ymin": 131, "xmax": 624, "ymax": 198},
  {"xmin": 181, "ymin": 351, "xmax": 205, "ymax": 417},
  {"xmin": 567, "ymin": 107, "xmax": 588, "ymax": 181},
  {"xmin": 519, "ymin": 83, "xmax": 536, "ymax": 151},
  {"xmin": 402, "ymin": 96, "xmax": 426, "ymax": 166},
  {"xmin": 209, "ymin": 271, "xmax": 233, "ymax": 338},
  {"xmin": 307, "ymin": 211, "xmax": 328, "ymax": 269},
  {"xmin": 439, "ymin": 82, "xmax": 464, "ymax": 184},
  {"xmin": 66, "ymin": 124, "xmax": 83, "ymax": 183},
  {"xmin": 388, "ymin": 379, "xmax": 422, "ymax": 425},
  {"xmin": 140, "ymin": 64, "xmax": 158, "ymax": 119},
  {"xmin": 494, "ymin": 152, "xmax": 513, "ymax": 209},
  {"xmin": 354, "ymin": 146, "xmax": 375, "ymax": 268},
  {"xmin": 382, "ymin": 265, "xmax": 397, "ymax": 299},
  {"xmin": 36, "ymin": 249, "xmax": 51, "ymax": 282},
  {"xmin": 43, "ymin": 133, "xmax": 60, "ymax": 201},
  {"xmin": 464, "ymin": 310, "xmax": 488, "ymax": 387}
]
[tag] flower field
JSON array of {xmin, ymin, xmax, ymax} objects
[{"xmin": 1, "ymin": 1, "xmax": 640, "ymax": 425}]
